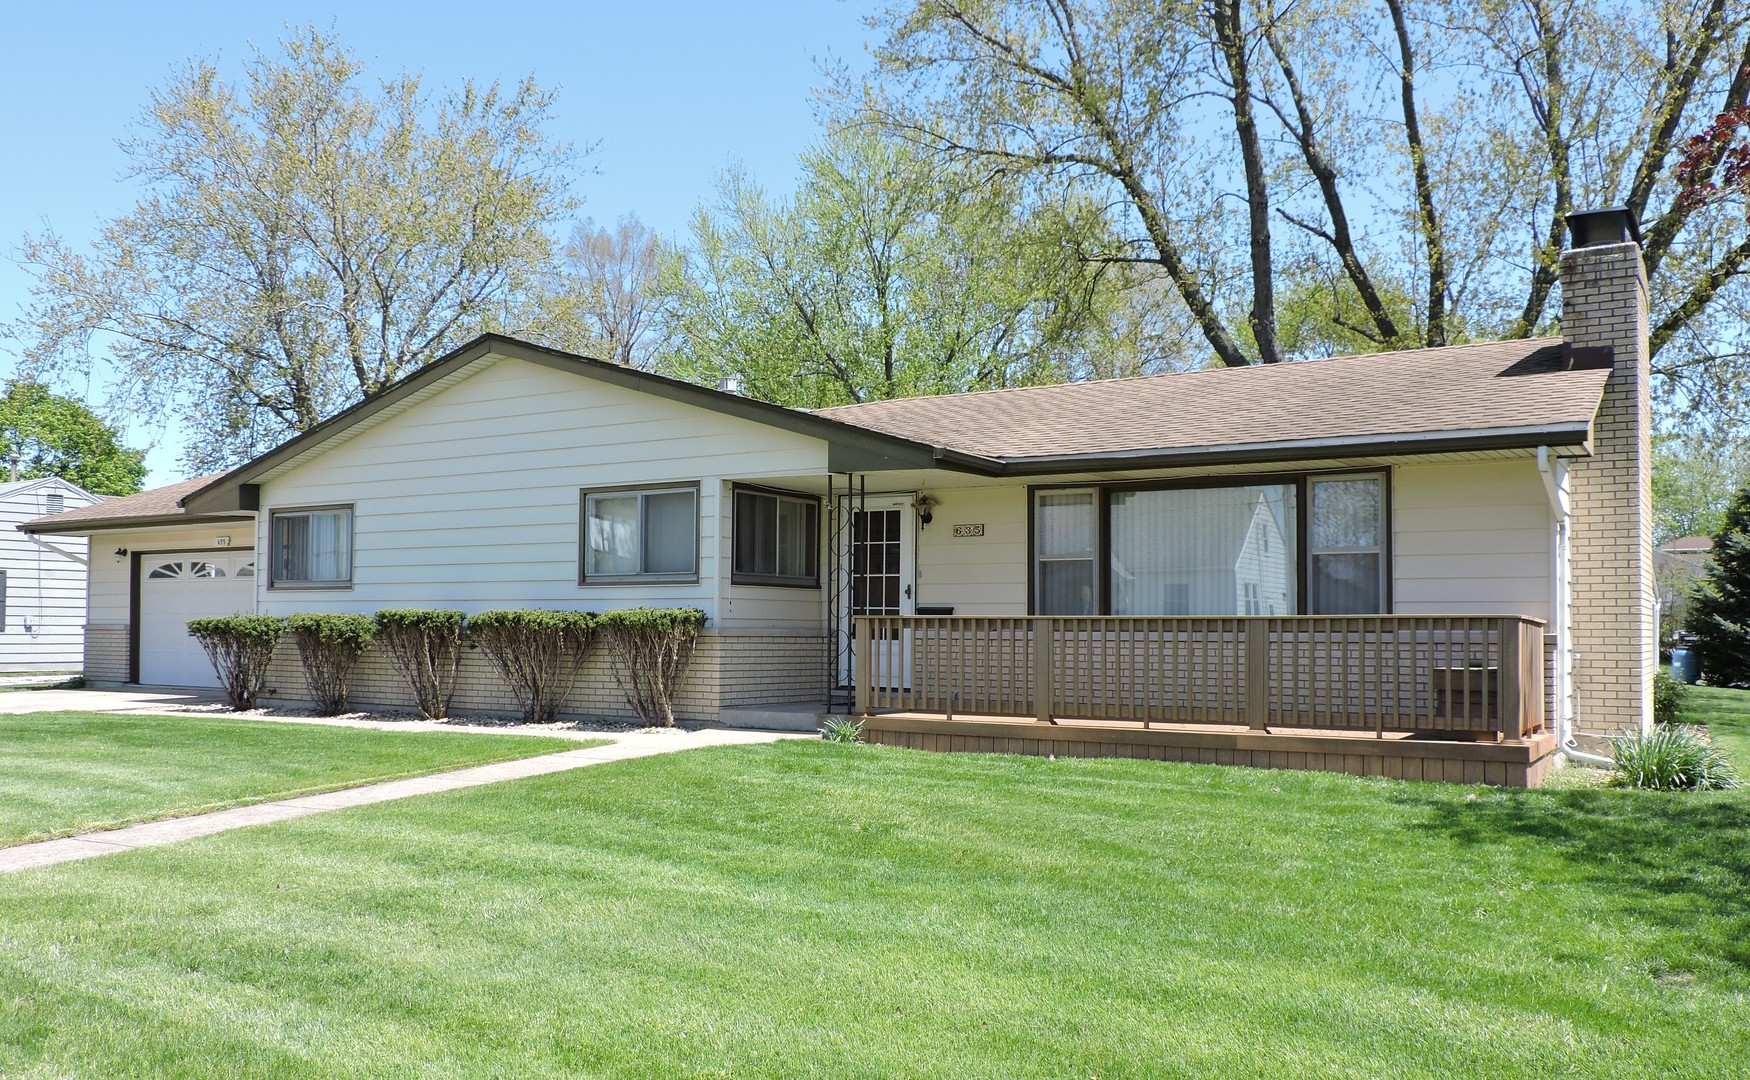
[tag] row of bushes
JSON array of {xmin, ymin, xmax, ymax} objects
[{"xmin": 186, "ymin": 608, "xmax": 707, "ymax": 726}]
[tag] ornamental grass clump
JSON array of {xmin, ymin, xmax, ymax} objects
[
  {"xmin": 1609, "ymin": 724, "xmax": 1736, "ymax": 792},
  {"xmin": 470, "ymin": 609, "xmax": 597, "ymax": 723},
  {"xmin": 597, "ymin": 607, "xmax": 706, "ymax": 726},
  {"xmin": 819, "ymin": 716, "xmax": 866, "ymax": 743},
  {"xmin": 373, "ymin": 609, "xmax": 465, "ymax": 721},
  {"xmin": 288, "ymin": 613, "xmax": 377, "ymax": 715},
  {"xmin": 187, "ymin": 615, "xmax": 287, "ymax": 710}
]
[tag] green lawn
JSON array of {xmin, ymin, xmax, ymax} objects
[
  {"xmin": 1677, "ymin": 679, "xmax": 1750, "ymax": 761},
  {"xmin": 2, "ymin": 725, "xmax": 1748, "ymax": 1077},
  {"xmin": 0, "ymin": 712, "xmax": 590, "ymax": 845}
]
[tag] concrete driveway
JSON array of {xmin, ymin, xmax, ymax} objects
[{"xmin": 0, "ymin": 685, "xmax": 230, "ymax": 715}]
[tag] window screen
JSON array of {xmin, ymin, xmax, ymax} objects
[
  {"xmin": 1034, "ymin": 489, "xmax": 1098, "ymax": 614},
  {"xmin": 1309, "ymin": 475, "xmax": 1385, "ymax": 614},
  {"xmin": 734, "ymin": 489, "xmax": 819, "ymax": 586},
  {"xmin": 1109, "ymin": 485, "xmax": 1297, "ymax": 616}
]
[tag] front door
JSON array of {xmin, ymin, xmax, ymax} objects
[{"xmin": 838, "ymin": 495, "xmax": 916, "ymax": 688}]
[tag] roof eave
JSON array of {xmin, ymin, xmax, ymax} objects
[
  {"xmin": 18, "ymin": 511, "xmax": 254, "ymax": 536},
  {"xmin": 980, "ymin": 423, "xmax": 1596, "ymax": 476}
]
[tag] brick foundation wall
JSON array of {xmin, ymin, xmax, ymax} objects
[
  {"xmin": 82, "ymin": 625, "xmax": 130, "ymax": 684},
  {"xmin": 260, "ymin": 629, "xmax": 830, "ymax": 722},
  {"xmin": 1561, "ymin": 241, "xmax": 1656, "ymax": 736}
]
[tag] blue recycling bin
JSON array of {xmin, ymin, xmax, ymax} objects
[{"xmin": 1671, "ymin": 647, "xmax": 1700, "ymax": 685}]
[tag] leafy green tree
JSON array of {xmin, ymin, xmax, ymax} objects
[
  {"xmin": 1654, "ymin": 431, "xmax": 1750, "ymax": 543},
  {"xmin": 855, "ymin": 0, "xmax": 1750, "ymax": 426},
  {"xmin": 523, "ymin": 215, "xmax": 680, "ymax": 368},
  {"xmin": 660, "ymin": 128, "xmax": 1175, "ymax": 407},
  {"xmin": 0, "ymin": 381, "xmax": 145, "ymax": 496},
  {"xmin": 1686, "ymin": 484, "xmax": 1750, "ymax": 687},
  {"xmin": 13, "ymin": 26, "xmax": 579, "ymax": 470}
]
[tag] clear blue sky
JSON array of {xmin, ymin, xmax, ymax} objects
[{"xmin": 0, "ymin": 1, "xmax": 873, "ymax": 486}]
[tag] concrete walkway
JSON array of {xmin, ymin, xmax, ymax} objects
[{"xmin": 0, "ymin": 726, "xmax": 805, "ymax": 875}]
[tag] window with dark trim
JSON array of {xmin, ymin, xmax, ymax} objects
[
  {"xmin": 732, "ymin": 487, "xmax": 820, "ymax": 587},
  {"xmin": 1030, "ymin": 471, "xmax": 1388, "ymax": 616},
  {"xmin": 269, "ymin": 507, "xmax": 353, "ymax": 587},
  {"xmin": 581, "ymin": 484, "xmax": 699, "ymax": 583},
  {"xmin": 1308, "ymin": 475, "xmax": 1387, "ymax": 614},
  {"xmin": 1033, "ymin": 488, "xmax": 1098, "ymax": 615}
]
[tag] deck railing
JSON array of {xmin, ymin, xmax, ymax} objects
[{"xmin": 853, "ymin": 615, "xmax": 1547, "ymax": 739}]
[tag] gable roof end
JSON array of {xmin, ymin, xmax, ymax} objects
[{"xmin": 177, "ymin": 334, "xmax": 1003, "ymax": 516}]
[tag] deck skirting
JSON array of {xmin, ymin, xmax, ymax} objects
[{"xmin": 863, "ymin": 713, "xmax": 1559, "ymax": 787}]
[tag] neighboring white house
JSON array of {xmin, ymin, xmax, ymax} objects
[
  {"xmin": 0, "ymin": 476, "xmax": 101, "ymax": 672},
  {"xmin": 22, "ymin": 210, "xmax": 1656, "ymax": 786}
]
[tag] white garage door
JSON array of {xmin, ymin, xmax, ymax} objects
[{"xmin": 138, "ymin": 553, "xmax": 258, "ymax": 687}]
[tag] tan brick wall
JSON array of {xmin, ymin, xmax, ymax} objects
[
  {"xmin": 260, "ymin": 629, "xmax": 830, "ymax": 722},
  {"xmin": 1561, "ymin": 242, "xmax": 1656, "ymax": 735},
  {"xmin": 82, "ymin": 625, "xmax": 130, "ymax": 685}
]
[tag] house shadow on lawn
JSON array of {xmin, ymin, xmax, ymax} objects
[{"xmin": 1392, "ymin": 781, "xmax": 1750, "ymax": 976}]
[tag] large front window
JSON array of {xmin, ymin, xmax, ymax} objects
[
  {"xmin": 270, "ymin": 507, "xmax": 352, "ymax": 587},
  {"xmin": 582, "ymin": 485, "xmax": 698, "ymax": 583},
  {"xmin": 1109, "ymin": 484, "xmax": 1297, "ymax": 616},
  {"xmin": 1032, "ymin": 473, "xmax": 1385, "ymax": 616}
]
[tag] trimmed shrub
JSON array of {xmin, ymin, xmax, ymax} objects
[
  {"xmin": 288, "ymin": 613, "xmax": 377, "ymax": 715},
  {"xmin": 470, "ymin": 609, "xmax": 597, "ymax": 723},
  {"xmin": 1652, "ymin": 670, "xmax": 1686, "ymax": 727},
  {"xmin": 373, "ymin": 609, "xmax": 465, "ymax": 721},
  {"xmin": 597, "ymin": 608, "xmax": 707, "ymax": 727},
  {"xmin": 1609, "ymin": 725, "xmax": 1736, "ymax": 791},
  {"xmin": 187, "ymin": 615, "xmax": 287, "ymax": 710}
]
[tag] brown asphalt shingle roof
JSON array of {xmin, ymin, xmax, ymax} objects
[
  {"xmin": 18, "ymin": 473, "xmax": 231, "ymax": 532},
  {"xmin": 28, "ymin": 337, "xmax": 1612, "ymax": 532},
  {"xmin": 1661, "ymin": 536, "xmax": 1714, "ymax": 551},
  {"xmin": 811, "ymin": 338, "xmax": 1607, "ymax": 461}
]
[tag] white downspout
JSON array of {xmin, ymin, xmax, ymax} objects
[{"xmin": 1538, "ymin": 446, "xmax": 1614, "ymax": 766}]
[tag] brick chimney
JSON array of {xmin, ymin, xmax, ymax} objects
[{"xmin": 1560, "ymin": 206, "xmax": 1655, "ymax": 736}]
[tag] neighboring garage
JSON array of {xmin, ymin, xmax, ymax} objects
[
  {"xmin": 136, "ymin": 552, "xmax": 257, "ymax": 687},
  {"xmin": 13, "ymin": 472, "xmax": 258, "ymax": 688}
]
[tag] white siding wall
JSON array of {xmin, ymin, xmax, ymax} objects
[
  {"xmin": 86, "ymin": 523, "xmax": 255, "ymax": 626},
  {"xmin": 909, "ymin": 463, "xmax": 1555, "ymax": 623},
  {"xmin": 1392, "ymin": 460, "xmax": 1554, "ymax": 622},
  {"xmin": 915, "ymin": 485, "xmax": 1030, "ymax": 615},
  {"xmin": 255, "ymin": 358, "xmax": 829, "ymax": 620},
  {"xmin": 0, "ymin": 480, "xmax": 101, "ymax": 670}
]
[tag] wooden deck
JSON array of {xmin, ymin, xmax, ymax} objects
[
  {"xmin": 864, "ymin": 712, "xmax": 1560, "ymax": 787},
  {"xmin": 855, "ymin": 614, "xmax": 1548, "ymax": 741}
]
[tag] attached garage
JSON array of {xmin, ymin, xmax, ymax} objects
[{"xmin": 136, "ymin": 552, "xmax": 257, "ymax": 687}]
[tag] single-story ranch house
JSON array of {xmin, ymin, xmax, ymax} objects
[{"xmin": 26, "ymin": 211, "xmax": 1656, "ymax": 786}]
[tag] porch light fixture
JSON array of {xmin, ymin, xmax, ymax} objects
[
  {"xmin": 912, "ymin": 494, "xmax": 939, "ymax": 527},
  {"xmin": 114, "ymin": 548, "xmax": 128, "ymax": 559}
]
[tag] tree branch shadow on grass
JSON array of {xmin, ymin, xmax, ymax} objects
[{"xmin": 1393, "ymin": 784, "xmax": 1750, "ymax": 975}]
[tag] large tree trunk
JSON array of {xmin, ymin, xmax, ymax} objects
[{"xmin": 1211, "ymin": 0, "xmax": 1281, "ymax": 363}]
